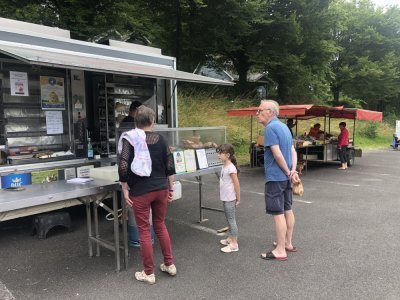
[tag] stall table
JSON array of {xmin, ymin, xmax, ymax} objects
[
  {"xmin": 91, "ymin": 165, "xmax": 223, "ymax": 224},
  {"xmin": 175, "ymin": 166, "xmax": 223, "ymax": 223},
  {"xmin": 0, "ymin": 179, "xmax": 126, "ymax": 272}
]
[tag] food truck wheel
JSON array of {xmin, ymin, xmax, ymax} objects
[{"xmin": 347, "ymin": 149, "xmax": 355, "ymax": 167}]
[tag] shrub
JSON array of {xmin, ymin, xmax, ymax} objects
[{"xmin": 358, "ymin": 122, "xmax": 379, "ymax": 139}]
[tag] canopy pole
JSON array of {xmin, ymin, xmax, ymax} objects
[
  {"xmin": 250, "ymin": 116, "xmax": 253, "ymax": 143},
  {"xmin": 328, "ymin": 116, "xmax": 331, "ymax": 134},
  {"xmin": 353, "ymin": 118, "xmax": 356, "ymax": 146}
]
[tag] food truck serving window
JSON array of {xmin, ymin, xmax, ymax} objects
[{"xmin": 0, "ymin": 62, "xmax": 71, "ymax": 164}]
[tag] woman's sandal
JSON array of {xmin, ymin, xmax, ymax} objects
[{"xmin": 260, "ymin": 251, "xmax": 288, "ymax": 261}]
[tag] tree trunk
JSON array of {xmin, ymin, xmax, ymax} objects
[
  {"xmin": 331, "ymin": 84, "xmax": 340, "ymax": 106},
  {"xmin": 175, "ymin": 0, "xmax": 182, "ymax": 67},
  {"xmin": 232, "ymin": 52, "xmax": 250, "ymax": 93},
  {"xmin": 276, "ymin": 75, "xmax": 288, "ymax": 102}
]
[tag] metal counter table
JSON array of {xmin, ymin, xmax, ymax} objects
[
  {"xmin": 0, "ymin": 179, "xmax": 127, "ymax": 272},
  {"xmin": 174, "ymin": 165, "xmax": 222, "ymax": 223}
]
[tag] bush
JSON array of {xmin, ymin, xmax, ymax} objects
[
  {"xmin": 383, "ymin": 111, "xmax": 399, "ymax": 126},
  {"xmin": 358, "ymin": 122, "xmax": 379, "ymax": 139}
]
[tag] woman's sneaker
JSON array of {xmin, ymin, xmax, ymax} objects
[
  {"xmin": 135, "ymin": 271, "xmax": 155, "ymax": 284},
  {"xmin": 220, "ymin": 239, "xmax": 230, "ymax": 246},
  {"xmin": 160, "ymin": 263, "xmax": 177, "ymax": 276}
]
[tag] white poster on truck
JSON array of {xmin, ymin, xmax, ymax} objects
[
  {"xmin": 10, "ymin": 71, "xmax": 29, "ymax": 96},
  {"xmin": 45, "ymin": 111, "xmax": 63, "ymax": 134}
]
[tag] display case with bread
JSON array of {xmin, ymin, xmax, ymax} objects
[{"xmin": 155, "ymin": 127, "xmax": 226, "ymax": 151}]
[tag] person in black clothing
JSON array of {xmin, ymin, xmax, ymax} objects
[
  {"xmin": 118, "ymin": 105, "xmax": 176, "ymax": 284},
  {"xmin": 119, "ymin": 100, "xmax": 144, "ymax": 248},
  {"xmin": 286, "ymin": 119, "xmax": 296, "ymax": 137},
  {"xmin": 120, "ymin": 101, "xmax": 142, "ymax": 128}
]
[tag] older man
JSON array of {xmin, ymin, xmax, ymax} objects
[{"xmin": 256, "ymin": 99, "xmax": 300, "ymax": 261}]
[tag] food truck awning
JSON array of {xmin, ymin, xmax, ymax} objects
[
  {"xmin": 0, "ymin": 42, "xmax": 234, "ymax": 86},
  {"xmin": 227, "ymin": 104, "xmax": 382, "ymax": 121}
]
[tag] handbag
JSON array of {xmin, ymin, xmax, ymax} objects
[{"xmin": 292, "ymin": 181, "xmax": 304, "ymax": 196}]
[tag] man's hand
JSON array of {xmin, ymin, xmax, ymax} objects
[{"xmin": 291, "ymin": 172, "xmax": 301, "ymax": 184}]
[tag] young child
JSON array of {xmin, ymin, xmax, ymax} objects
[{"xmin": 217, "ymin": 144, "xmax": 241, "ymax": 253}]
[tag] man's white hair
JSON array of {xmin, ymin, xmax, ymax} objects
[{"xmin": 260, "ymin": 99, "xmax": 280, "ymax": 116}]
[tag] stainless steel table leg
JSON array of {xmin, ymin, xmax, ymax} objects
[
  {"xmin": 122, "ymin": 192, "xmax": 129, "ymax": 270},
  {"xmin": 93, "ymin": 197, "xmax": 100, "ymax": 257},
  {"xmin": 197, "ymin": 176, "xmax": 208, "ymax": 223},
  {"xmin": 85, "ymin": 199, "xmax": 93, "ymax": 257},
  {"xmin": 196, "ymin": 172, "xmax": 223, "ymax": 223},
  {"xmin": 113, "ymin": 191, "xmax": 121, "ymax": 272}
]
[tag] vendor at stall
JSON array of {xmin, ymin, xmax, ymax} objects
[
  {"xmin": 308, "ymin": 123, "xmax": 324, "ymax": 139},
  {"xmin": 287, "ymin": 118, "xmax": 297, "ymax": 136},
  {"xmin": 338, "ymin": 121, "xmax": 349, "ymax": 170},
  {"xmin": 120, "ymin": 101, "xmax": 142, "ymax": 128}
]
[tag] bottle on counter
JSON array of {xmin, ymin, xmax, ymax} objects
[{"xmin": 87, "ymin": 138, "xmax": 94, "ymax": 160}]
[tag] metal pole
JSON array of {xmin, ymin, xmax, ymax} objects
[
  {"xmin": 122, "ymin": 192, "xmax": 129, "ymax": 270},
  {"xmin": 93, "ymin": 197, "xmax": 100, "ymax": 256},
  {"xmin": 198, "ymin": 175, "xmax": 203, "ymax": 222},
  {"xmin": 85, "ymin": 199, "xmax": 93, "ymax": 257},
  {"xmin": 113, "ymin": 191, "xmax": 121, "ymax": 272}
]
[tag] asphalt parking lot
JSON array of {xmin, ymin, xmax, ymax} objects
[{"xmin": 1, "ymin": 149, "xmax": 400, "ymax": 300}]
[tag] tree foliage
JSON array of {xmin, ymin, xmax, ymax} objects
[{"xmin": 1, "ymin": 0, "xmax": 400, "ymax": 113}]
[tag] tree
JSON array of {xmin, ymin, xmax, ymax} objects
[
  {"xmin": 0, "ymin": 0, "xmax": 152, "ymax": 41},
  {"xmin": 250, "ymin": 0, "xmax": 337, "ymax": 102},
  {"xmin": 329, "ymin": 0, "xmax": 400, "ymax": 109}
]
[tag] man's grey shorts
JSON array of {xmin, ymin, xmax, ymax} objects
[{"xmin": 264, "ymin": 180, "xmax": 292, "ymax": 215}]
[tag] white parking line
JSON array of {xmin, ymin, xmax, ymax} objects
[
  {"xmin": 312, "ymin": 179, "xmax": 360, "ymax": 187},
  {"xmin": 179, "ymin": 180, "xmax": 312, "ymax": 203},
  {"xmin": 165, "ymin": 217, "xmax": 220, "ymax": 236},
  {"xmin": 180, "ymin": 179, "xmax": 199, "ymax": 184},
  {"xmin": 0, "ymin": 281, "xmax": 15, "ymax": 300},
  {"xmin": 248, "ymin": 191, "xmax": 312, "ymax": 204}
]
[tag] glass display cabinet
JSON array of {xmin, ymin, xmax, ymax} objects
[{"xmin": 154, "ymin": 126, "xmax": 226, "ymax": 150}]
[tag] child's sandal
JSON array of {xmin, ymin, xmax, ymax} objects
[{"xmin": 220, "ymin": 239, "xmax": 230, "ymax": 246}]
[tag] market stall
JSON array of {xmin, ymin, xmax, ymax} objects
[
  {"xmin": 227, "ymin": 104, "xmax": 383, "ymax": 168},
  {"xmin": 0, "ymin": 17, "xmax": 231, "ymax": 200}
]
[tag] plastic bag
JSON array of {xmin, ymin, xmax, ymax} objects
[{"xmin": 292, "ymin": 181, "xmax": 304, "ymax": 196}]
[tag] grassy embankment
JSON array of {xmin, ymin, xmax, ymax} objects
[{"xmin": 177, "ymin": 91, "xmax": 395, "ymax": 165}]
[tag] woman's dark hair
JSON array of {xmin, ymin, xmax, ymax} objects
[
  {"xmin": 217, "ymin": 143, "xmax": 240, "ymax": 174},
  {"xmin": 135, "ymin": 106, "xmax": 155, "ymax": 129},
  {"xmin": 339, "ymin": 121, "xmax": 346, "ymax": 127}
]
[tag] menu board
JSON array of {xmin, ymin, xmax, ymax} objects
[
  {"xmin": 173, "ymin": 151, "xmax": 186, "ymax": 174},
  {"xmin": 40, "ymin": 76, "xmax": 65, "ymax": 110},
  {"xmin": 10, "ymin": 71, "xmax": 29, "ymax": 96},
  {"xmin": 195, "ymin": 149, "xmax": 209, "ymax": 169},
  {"xmin": 77, "ymin": 165, "xmax": 94, "ymax": 178},
  {"xmin": 184, "ymin": 149, "xmax": 197, "ymax": 172},
  {"xmin": 45, "ymin": 111, "xmax": 63, "ymax": 134}
]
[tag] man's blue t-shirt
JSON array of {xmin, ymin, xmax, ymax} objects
[{"xmin": 264, "ymin": 117, "xmax": 293, "ymax": 182}]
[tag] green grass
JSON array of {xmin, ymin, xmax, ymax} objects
[{"xmin": 177, "ymin": 90, "xmax": 396, "ymax": 165}]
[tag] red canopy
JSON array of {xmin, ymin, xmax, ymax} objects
[{"xmin": 227, "ymin": 104, "xmax": 382, "ymax": 122}]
